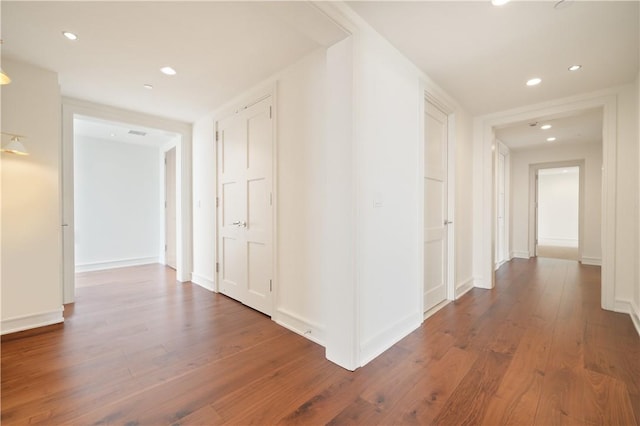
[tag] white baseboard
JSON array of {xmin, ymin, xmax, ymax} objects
[
  {"xmin": 75, "ymin": 256, "xmax": 159, "ymax": 272},
  {"xmin": 473, "ymin": 276, "xmax": 491, "ymax": 289},
  {"xmin": 274, "ymin": 308, "xmax": 325, "ymax": 347},
  {"xmin": 511, "ymin": 251, "xmax": 530, "ymax": 259},
  {"xmin": 455, "ymin": 276, "xmax": 474, "ymax": 299},
  {"xmin": 580, "ymin": 257, "xmax": 602, "ymax": 266},
  {"xmin": 1, "ymin": 307, "xmax": 64, "ymax": 335},
  {"xmin": 613, "ymin": 300, "xmax": 640, "ymax": 337},
  {"xmin": 538, "ymin": 238, "xmax": 578, "ymax": 247},
  {"xmin": 359, "ymin": 311, "xmax": 422, "ymax": 367},
  {"xmin": 191, "ymin": 273, "xmax": 216, "ymax": 292},
  {"xmin": 630, "ymin": 301, "xmax": 640, "ymax": 337}
]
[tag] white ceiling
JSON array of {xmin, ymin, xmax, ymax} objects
[
  {"xmin": 74, "ymin": 116, "xmax": 179, "ymax": 148},
  {"xmin": 494, "ymin": 107, "xmax": 602, "ymax": 150},
  {"xmin": 347, "ymin": 1, "xmax": 639, "ymax": 115},
  {"xmin": 2, "ymin": 1, "xmax": 637, "ymax": 136},
  {"xmin": 2, "ymin": 1, "xmax": 349, "ymax": 123}
]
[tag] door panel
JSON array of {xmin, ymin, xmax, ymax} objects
[
  {"xmin": 217, "ymin": 96, "xmax": 273, "ymax": 316},
  {"xmin": 424, "ymin": 100, "xmax": 449, "ymax": 313}
]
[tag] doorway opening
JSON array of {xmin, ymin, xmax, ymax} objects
[
  {"xmin": 535, "ymin": 166, "xmax": 580, "ymax": 261},
  {"xmin": 62, "ymin": 98, "xmax": 192, "ymax": 303},
  {"xmin": 72, "ymin": 116, "xmax": 179, "ymax": 287}
]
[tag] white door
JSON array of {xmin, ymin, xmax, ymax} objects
[
  {"xmin": 217, "ymin": 97, "xmax": 273, "ymax": 316},
  {"xmin": 424, "ymin": 100, "xmax": 449, "ymax": 313},
  {"xmin": 165, "ymin": 147, "xmax": 177, "ymax": 269}
]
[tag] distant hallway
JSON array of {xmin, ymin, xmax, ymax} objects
[{"xmin": 1, "ymin": 259, "xmax": 638, "ymax": 425}]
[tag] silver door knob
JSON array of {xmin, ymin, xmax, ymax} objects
[
  {"xmin": 444, "ymin": 220, "xmax": 453, "ymax": 225},
  {"xmin": 232, "ymin": 221, "xmax": 247, "ymax": 227}
]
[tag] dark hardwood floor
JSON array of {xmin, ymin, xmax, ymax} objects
[{"xmin": 1, "ymin": 259, "xmax": 638, "ymax": 425}]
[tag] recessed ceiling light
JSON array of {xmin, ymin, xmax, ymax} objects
[
  {"xmin": 540, "ymin": 124, "xmax": 552, "ymax": 130},
  {"xmin": 568, "ymin": 64, "xmax": 582, "ymax": 72},
  {"xmin": 160, "ymin": 66, "xmax": 177, "ymax": 76},
  {"xmin": 110, "ymin": 133, "xmax": 116, "ymax": 137},
  {"xmin": 62, "ymin": 31, "xmax": 78, "ymax": 41},
  {"xmin": 143, "ymin": 84, "xmax": 154, "ymax": 90},
  {"xmin": 547, "ymin": 137, "xmax": 556, "ymax": 142},
  {"xmin": 526, "ymin": 78, "xmax": 542, "ymax": 86},
  {"xmin": 491, "ymin": 0, "xmax": 511, "ymax": 5},
  {"xmin": 562, "ymin": 169, "xmax": 568, "ymax": 173}
]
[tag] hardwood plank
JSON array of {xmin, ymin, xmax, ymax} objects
[{"xmin": 2, "ymin": 260, "xmax": 638, "ymax": 426}]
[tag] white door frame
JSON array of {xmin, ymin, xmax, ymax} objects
[
  {"xmin": 213, "ymin": 85, "xmax": 277, "ymax": 308},
  {"xmin": 61, "ymin": 97, "xmax": 193, "ymax": 303},
  {"xmin": 529, "ymin": 160, "xmax": 585, "ymax": 260},
  {"xmin": 419, "ymin": 89, "xmax": 456, "ymax": 315},
  {"xmin": 473, "ymin": 92, "xmax": 616, "ymax": 311}
]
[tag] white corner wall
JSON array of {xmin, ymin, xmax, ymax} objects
[
  {"xmin": 511, "ymin": 142, "xmax": 602, "ymax": 262},
  {"xmin": 1, "ymin": 59, "xmax": 64, "ymax": 334},
  {"xmin": 74, "ymin": 136, "xmax": 161, "ymax": 271},
  {"xmin": 192, "ymin": 47, "xmax": 333, "ymax": 342},
  {"xmin": 191, "ymin": 117, "xmax": 216, "ymax": 291},
  {"xmin": 353, "ymin": 27, "xmax": 423, "ymax": 366},
  {"xmin": 615, "ymin": 83, "xmax": 639, "ymax": 309},
  {"xmin": 635, "ymin": 71, "xmax": 640, "ymax": 333},
  {"xmin": 454, "ymin": 109, "xmax": 474, "ymax": 294}
]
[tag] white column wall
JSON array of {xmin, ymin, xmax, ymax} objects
[
  {"xmin": 615, "ymin": 84, "xmax": 639, "ymax": 307},
  {"xmin": 1, "ymin": 59, "xmax": 63, "ymax": 334},
  {"xmin": 352, "ymin": 28, "xmax": 423, "ymax": 365}
]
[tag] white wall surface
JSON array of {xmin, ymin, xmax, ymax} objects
[
  {"xmin": 192, "ymin": 47, "xmax": 332, "ymax": 342},
  {"xmin": 74, "ymin": 135, "xmax": 161, "ymax": 270},
  {"xmin": 615, "ymin": 83, "xmax": 639, "ymax": 306},
  {"xmin": 191, "ymin": 118, "xmax": 216, "ymax": 290},
  {"xmin": 454, "ymin": 109, "xmax": 474, "ymax": 290},
  {"xmin": 511, "ymin": 142, "xmax": 602, "ymax": 260},
  {"xmin": 636, "ymin": 72, "xmax": 640, "ymax": 328},
  {"xmin": 1, "ymin": 59, "xmax": 63, "ymax": 333},
  {"xmin": 353, "ymin": 27, "xmax": 423, "ymax": 365},
  {"xmin": 537, "ymin": 168, "xmax": 579, "ymax": 247}
]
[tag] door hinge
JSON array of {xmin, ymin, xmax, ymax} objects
[
  {"xmin": 269, "ymin": 279, "xmax": 272, "ymax": 292},
  {"xmin": 216, "ymin": 262, "xmax": 219, "ymax": 273},
  {"xmin": 269, "ymin": 106, "xmax": 272, "ymax": 119},
  {"xmin": 216, "ymin": 197, "xmax": 219, "ymax": 208},
  {"xmin": 215, "ymin": 130, "xmax": 219, "ymax": 142},
  {"xmin": 164, "ymin": 244, "xmax": 167, "ymax": 252}
]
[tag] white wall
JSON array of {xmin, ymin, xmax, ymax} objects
[
  {"xmin": 511, "ymin": 142, "xmax": 602, "ymax": 261},
  {"xmin": 353, "ymin": 27, "xmax": 423, "ymax": 365},
  {"xmin": 1, "ymin": 59, "xmax": 63, "ymax": 334},
  {"xmin": 74, "ymin": 135, "xmax": 161, "ymax": 271},
  {"xmin": 191, "ymin": 118, "xmax": 216, "ymax": 290},
  {"xmin": 615, "ymin": 83, "xmax": 639, "ymax": 308},
  {"xmin": 537, "ymin": 168, "xmax": 579, "ymax": 247},
  {"xmin": 192, "ymin": 48, "xmax": 332, "ymax": 342},
  {"xmin": 635, "ymin": 71, "xmax": 640, "ymax": 331},
  {"xmin": 455, "ymin": 109, "xmax": 474, "ymax": 291}
]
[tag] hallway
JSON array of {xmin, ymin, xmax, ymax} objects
[{"xmin": 1, "ymin": 259, "xmax": 638, "ymax": 425}]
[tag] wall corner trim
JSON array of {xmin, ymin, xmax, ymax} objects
[
  {"xmin": 613, "ymin": 300, "xmax": 640, "ymax": 337},
  {"xmin": 1, "ymin": 307, "xmax": 64, "ymax": 335},
  {"xmin": 274, "ymin": 308, "xmax": 326, "ymax": 347},
  {"xmin": 191, "ymin": 273, "xmax": 216, "ymax": 292},
  {"xmin": 580, "ymin": 257, "xmax": 602, "ymax": 266},
  {"xmin": 359, "ymin": 312, "xmax": 422, "ymax": 367},
  {"xmin": 455, "ymin": 276, "xmax": 474, "ymax": 299}
]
